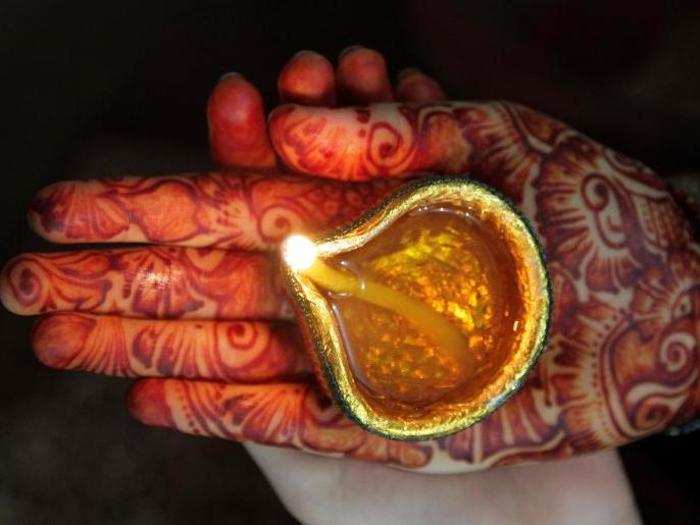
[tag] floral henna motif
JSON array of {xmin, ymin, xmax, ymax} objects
[
  {"xmin": 32, "ymin": 313, "xmax": 309, "ymax": 382},
  {"xmin": 546, "ymin": 252, "xmax": 699, "ymax": 451},
  {"xmin": 1, "ymin": 246, "xmax": 292, "ymax": 320},
  {"xmin": 450, "ymin": 102, "xmax": 565, "ymax": 205},
  {"xmin": 29, "ymin": 172, "xmax": 397, "ymax": 250},
  {"xmin": 438, "ymin": 378, "xmax": 571, "ymax": 468},
  {"xmin": 129, "ymin": 379, "xmax": 432, "ymax": 468},
  {"xmin": 536, "ymin": 135, "xmax": 691, "ymax": 294}
]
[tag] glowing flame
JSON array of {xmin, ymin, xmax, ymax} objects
[{"xmin": 282, "ymin": 234, "xmax": 318, "ymax": 271}]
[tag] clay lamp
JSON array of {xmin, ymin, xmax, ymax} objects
[{"xmin": 280, "ymin": 177, "xmax": 550, "ymax": 440}]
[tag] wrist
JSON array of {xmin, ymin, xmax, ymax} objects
[{"xmin": 247, "ymin": 445, "xmax": 640, "ymax": 525}]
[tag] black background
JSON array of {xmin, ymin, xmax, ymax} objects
[{"xmin": 1, "ymin": 1, "xmax": 698, "ymax": 523}]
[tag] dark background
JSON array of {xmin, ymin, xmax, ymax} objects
[{"xmin": 1, "ymin": 1, "xmax": 698, "ymax": 523}]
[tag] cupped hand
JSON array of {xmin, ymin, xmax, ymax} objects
[{"xmin": 2, "ymin": 48, "xmax": 698, "ymax": 479}]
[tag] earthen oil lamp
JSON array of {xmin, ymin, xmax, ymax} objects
[{"xmin": 280, "ymin": 177, "xmax": 550, "ymax": 440}]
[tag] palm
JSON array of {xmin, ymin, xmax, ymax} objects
[{"xmin": 2, "ymin": 48, "xmax": 697, "ymax": 482}]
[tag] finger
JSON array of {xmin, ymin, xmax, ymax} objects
[
  {"xmin": 336, "ymin": 46, "xmax": 393, "ymax": 104},
  {"xmin": 1, "ymin": 247, "xmax": 291, "ymax": 320},
  {"xmin": 32, "ymin": 312, "xmax": 309, "ymax": 381},
  {"xmin": 278, "ymin": 50, "xmax": 335, "ymax": 106},
  {"xmin": 128, "ymin": 378, "xmax": 433, "ymax": 468},
  {"xmin": 207, "ymin": 73, "xmax": 276, "ymax": 168},
  {"xmin": 27, "ymin": 172, "xmax": 396, "ymax": 249},
  {"xmin": 269, "ymin": 102, "xmax": 474, "ymax": 180},
  {"xmin": 395, "ymin": 68, "xmax": 446, "ymax": 102}
]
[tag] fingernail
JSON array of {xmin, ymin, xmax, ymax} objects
[{"xmin": 127, "ymin": 379, "xmax": 173, "ymax": 427}]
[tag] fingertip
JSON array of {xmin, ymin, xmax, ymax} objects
[
  {"xmin": 207, "ymin": 72, "xmax": 276, "ymax": 168},
  {"xmin": 267, "ymin": 103, "xmax": 300, "ymax": 142},
  {"xmin": 127, "ymin": 379, "xmax": 175, "ymax": 428},
  {"xmin": 338, "ymin": 44, "xmax": 364, "ymax": 60},
  {"xmin": 207, "ymin": 73, "xmax": 264, "ymax": 134},
  {"xmin": 336, "ymin": 46, "xmax": 393, "ymax": 103},
  {"xmin": 267, "ymin": 103, "xmax": 316, "ymax": 173},
  {"xmin": 31, "ymin": 313, "xmax": 94, "ymax": 369},
  {"xmin": 278, "ymin": 50, "xmax": 336, "ymax": 106},
  {"xmin": 27, "ymin": 181, "xmax": 65, "ymax": 239},
  {"xmin": 395, "ymin": 68, "xmax": 446, "ymax": 102},
  {"xmin": 0, "ymin": 255, "xmax": 32, "ymax": 315}
]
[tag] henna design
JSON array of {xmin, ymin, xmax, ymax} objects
[
  {"xmin": 269, "ymin": 103, "xmax": 466, "ymax": 181},
  {"xmin": 32, "ymin": 313, "xmax": 309, "ymax": 382},
  {"xmin": 268, "ymin": 101, "xmax": 564, "ymax": 201},
  {"xmin": 438, "ymin": 390, "xmax": 571, "ymax": 468},
  {"xmin": 545, "ymin": 251, "xmax": 699, "ymax": 451},
  {"xmin": 435, "ymin": 104, "xmax": 699, "ymax": 468},
  {"xmin": 1, "ymin": 246, "xmax": 292, "ymax": 320},
  {"xmin": 129, "ymin": 379, "xmax": 432, "ymax": 468},
  {"xmin": 5, "ymin": 94, "xmax": 699, "ymax": 471},
  {"xmin": 265, "ymin": 99, "xmax": 699, "ymax": 468},
  {"xmin": 535, "ymin": 135, "xmax": 691, "ymax": 293},
  {"xmin": 29, "ymin": 172, "xmax": 397, "ymax": 249}
]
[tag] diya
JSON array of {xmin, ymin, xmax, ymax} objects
[{"xmin": 280, "ymin": 176, "xmax": 550, "ymax": 440}]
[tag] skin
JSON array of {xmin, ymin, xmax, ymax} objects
[{"xmin": 1, "ymin": 45, "xmax": 697, "ymax": 520}]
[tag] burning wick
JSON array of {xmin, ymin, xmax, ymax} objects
[{"xmin": 282, "ymin": 234, "xmax": 471, "ymax": 368}]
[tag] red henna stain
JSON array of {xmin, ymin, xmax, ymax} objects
[
  {"xmin": 156, "ymin": 339, "xmax": 182, "ymax": 377},
  {"xmin": 31, "ymin": 313, "xmax": 96, "ymax": 368},
  {"xmin": 119, "ymin": 180, "xmax": 202, "ymax": 242},
  {"xmin": 128, "ymin": 379, "xmax": 176, "ymax": 428},
  {"xmin": 302, "ymin": 120, "xmax": 324, "ymax": 137},
  {"xmin": 19, "ymin": 268, "xmax": 37, "ymax": 297},
  {"xmin": 439, "ymin": 384, "xmax": 566, "ymax": 466},
  {"xmin": 534, "ymin": 135, "xmax": 684, "ymax": 294},
  {"xmin": 106, "ymin": 172, "xmax": 390, "ymax": 249},
  {"xmin": 355, "ymin": 108, "xmax": 370, "ymax": 123},
  {"xmin": 163, "ymin": 380, "xmax": 433, "ymax": 467},
  {"xmin": 29, "ymin": 189, "xmax": 65, "ymax": 233},
  {"xmin": 29, "ymin": 181, "xmax": 130, "ymax": 240},
  {"xmin": 228, "ymin": 322, "xmax": 247, "ymax": 340},
  {"xmin": 602, "ymin": 148, "xmax": 665, "ymax": 189},
  {"xmin": 2, "ymin": 246, "xmax": 290, "ymax": 320},
  {"xmin": 133, "ymin": 326, "xmax": 157, "ymax": 368},
  {"xmin": 366, "ymin": 122, "xmax": 408, "ymax": 171}
]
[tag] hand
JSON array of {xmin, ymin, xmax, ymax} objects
[{"xmin": 2, "ymin": 46, "xmax": 697, "ymax": 483}]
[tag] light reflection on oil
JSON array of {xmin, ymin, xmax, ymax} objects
[{"xmin": 325, "ymin": 206, "xmax": 524, "ymax": 411}]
